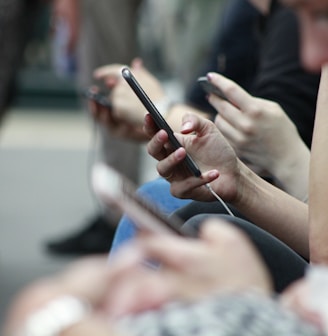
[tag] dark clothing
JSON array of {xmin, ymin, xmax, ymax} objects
[
  {"xmin": 186, "ymin": 0, "xmax": 319, "ymax": 148},
  {"xmin": 0, "ymin": 0, "xmax": 43, "ymax": 123},
  {"xmin": 179, "ymin": 213, "xmax": 308, "ymax": 293},
  {"xmin": 251, "ymin": 2, "xmax": 319, "ymax": 148},
  {"xmin": 171, "ymin": 1, "xmax": 318, "ymax": 291},
  {"xmin": 186, "ymin": 0, "xmax": 261, "ymax": 115}
]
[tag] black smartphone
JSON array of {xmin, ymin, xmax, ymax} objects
[
  {"xmin": 197, "ymin": 76, "xmax": 228, "ymax": 101},
  {"xmin": 92, "ymin": 163, "xmax": 197, "ymax": 237},
  {"xmin": 121, "ymin": 67, "xmax": 201, "ymax": 178},
  {"xmin": 82, "ymin": 88, "xmax": 112, "ymax": 109}
]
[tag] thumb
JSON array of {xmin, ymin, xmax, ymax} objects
[{"xmin": 180, "ymin": 113, "xmax": 214, "ymax": 136}]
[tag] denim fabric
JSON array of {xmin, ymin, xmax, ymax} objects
[{"xmin": 109, "ymin": 177, "xmax": 192, "ymax": 255}]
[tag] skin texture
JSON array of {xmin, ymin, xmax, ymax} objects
[
  {"xmin": 208, "ymin": 73, "xmax": 310, "ymax": 201},
  {"xmin": 91, "ymin": 58, "xmax": 209, "ymax": 140},
  {"xmin": 5, "ymin": 2, "xmax": 328, "ymax": 336},
  {"xmin": 280, "ymin": 0, "xmax": 328, "ymax": 263},
  {"xmin": 308, "ymin": 65, "xmax": 328, "ymax": 263},
  {"xmin": 144, "ymin": 110, "xmax": 309, "ymax": 259},
  {"xmin": 3, "ymin": 221, "xmax": 272, "ymax": 336}
]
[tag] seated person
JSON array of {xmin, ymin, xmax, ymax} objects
[
  {"xmin": 89, "ymin": 0, "xmax": 319, "ymax": 253},
  {"xmin": 3, "ymin": 220, "xmax": 325, "ymax": 336}
]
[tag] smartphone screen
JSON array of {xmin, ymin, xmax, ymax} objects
[
  {"xmin": 122, "ymin": 67, "xmax": 201, "ymax": 178},
  {"xmin": 92, "ymin": 163, "xmax": 197, "ymax": 237}
]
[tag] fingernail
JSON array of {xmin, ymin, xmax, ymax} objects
[
  {"xmin": 181, "ymin": 121, "xmax": 193, "ymax": 132},
  {"xmin": 207, "ymin": 73, "xmax": 214, "ymax": 81}
]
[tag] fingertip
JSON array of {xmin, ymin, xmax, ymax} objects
[
  {"xmin": 175, "ymin": 147, "xmax": 186, "ymax": 160},
  {"xmin": 200, "ymin": 218, "xmax": 239, "ymax": 244},
  {"xmin": 206, "ymin": 72, "xmax": 214, "ymax": 81},
  {"xmin": 181, "ymin": 121, "xmax": 193, "ymax": 133},
  {"xmin": 132, "ymin": 57, "xmax": 143, "ymax": 69},
  {"xmin": 207, "ymin": 170, "xmax": 220, "ymax": 180}
]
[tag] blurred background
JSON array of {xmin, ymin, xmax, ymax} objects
[{"xmin": 0, "ymin": 0, "xmax": 224, "ymax": 325}]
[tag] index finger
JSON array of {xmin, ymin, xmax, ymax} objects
[{"xmin": 207, "ymin": 72, "xmax": 254, "ymax": 111}]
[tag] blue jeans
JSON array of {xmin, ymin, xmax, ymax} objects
[{"xmin": 109, "ymin": 177, "xmax": 192, "ymax": 254}]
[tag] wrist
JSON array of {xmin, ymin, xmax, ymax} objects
[
  {"xmin": 271, "ymin": 142, "xmax": 310, "ymax": 201},
  {"xmin": 232, "ymin": 159, "xmax": 269, "ymax": 212}
]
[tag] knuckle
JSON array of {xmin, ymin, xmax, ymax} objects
[
  {"xmin": 247, "ymin": 104, "xmax": 262, "ymax": 119},
  {"xmin": 224, "ymin": 82, "xmax": 239, "ymax": 98},
  {"xmin": 240, "ymin": 121, "xmax": 255, "ymax": 136},
  {"xmin": 234, "ymin": 135, "xmax": 248, "ymax": 149}
]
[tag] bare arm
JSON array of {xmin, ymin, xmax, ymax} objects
[
  {"xmin": 233, "ymin": 159, "xmax": 309, "ymax": 258},
  {"xmin": 309, "ymin": 65, "xmax": 328, "ymax": 263},
  {"xmin": 145, "ymin": 113, "xmax": 309, "ymax": 258}
]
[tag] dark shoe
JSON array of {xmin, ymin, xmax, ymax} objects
[{"xmin": 45, "ymin": 214, "xmax": 116, "ymax": 256}]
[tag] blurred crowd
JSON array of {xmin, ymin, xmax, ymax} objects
[{"xmin": 4, "ymin": 0, "xmax": 328, "ymax": 335}]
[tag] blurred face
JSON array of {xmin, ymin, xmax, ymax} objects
[{"xmin": 282, "ymin": 0, "xmax": 328, "ymax": 72}]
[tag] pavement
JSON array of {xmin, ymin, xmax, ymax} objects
[{"xmin": 0, "ymin": 107, "xmax": 157, "ymax": 326}]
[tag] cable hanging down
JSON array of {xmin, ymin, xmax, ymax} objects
[{"xmin": 205, "ymin": 183, "xmax": 235, "ymax": 217}]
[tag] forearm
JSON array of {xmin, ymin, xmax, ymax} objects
[
  {"xmin": 309, "ymin": 65, "xmax": 328, "ymax": 264},
  {"xmin": 232, "ymin": 160, "xmax": 309, "ymax": 259},
  {"xmin": 272, "ymin": 140, "xmax": 310, "ymax": 202}
]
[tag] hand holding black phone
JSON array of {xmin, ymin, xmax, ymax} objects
[
  {"xmin": 82, "ymin": 87, "xmax": 112, "ymax": 109},
  {"xmin": 122, "ymin": 67, "xmax": 201, "ymax": 177}
]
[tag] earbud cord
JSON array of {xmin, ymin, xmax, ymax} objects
[{"xmin": 205, "ymin": 183, "xmax": 235, "ymax": 217}]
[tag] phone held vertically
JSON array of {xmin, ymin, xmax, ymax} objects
[
  {"xmin": 121, "ymin": 67, "xmax": 201, "ymax": 178},
  {"xmin": 92, "ymin": 163, "xmax": 197, "ymax": 237}
]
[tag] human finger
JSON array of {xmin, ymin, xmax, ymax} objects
[
  {"xmin": 209, "ymin": 95, "xmax": 252, "ymax": 133},
  {"xmin": 214, "ymin": 114, "xmax": 246, "ymax": 147},
  {"xmin": 147, "ymin": 128, "xmax": 173, "ymax": 161},
  {"xmin": 93, "ymin": 64, "xmax": 125, "ymax": 88},
  {"xmin": 143, "ymin": 113, "xmax": 159, "ymax": 138},
  {"xmin": 207, "ymin": 72, "xmax": 255, "ymax": 111}
]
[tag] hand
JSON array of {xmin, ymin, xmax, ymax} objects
[
  {"xmin": 207, "ymin": 72, "xmax": 310, "ymax": 200},
  {"xmin": 4, "ymin": 221, "xmax": 272, "ymax": 333},
  {"xmin": 94, "ymin": 58, "xmax": 166, "ymax": 125},
  {"xmin": 3, "ymin": 256, "xmax": 125, "ymax": 336},
  {"xmin": 88, "ymin": 91, "xmax": 147, "ymax": 141},
  {"xmin": 144, "ymin": 112, "xmax": 240, "ymax": 202},
  {"xmin": 105, "ymin": 220, "xmax": 273, "ymax": 317},
  {"xmin": 207, "ymin": 73, "xmax": 303, "ymax": 171}
]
